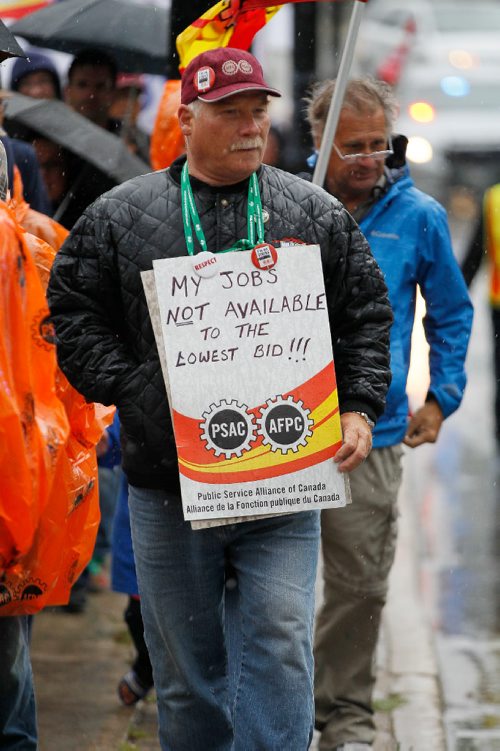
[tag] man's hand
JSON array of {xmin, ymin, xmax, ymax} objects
[
  {"xmin": 403, "ymin": 400, "xmax": 444, "ymax": 448},
  {"xmin": 334, "ymin": 412, "xmax": 373, "ymax": 473}
]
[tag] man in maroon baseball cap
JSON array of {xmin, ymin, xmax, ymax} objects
[{"xmin": 48, "ymin": 43, "xmax": 392, "ymax": 751}]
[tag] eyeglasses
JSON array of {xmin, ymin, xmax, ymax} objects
[{"xmin": 332, "ymin": 136, "xmax": 393, "ymax": 162}]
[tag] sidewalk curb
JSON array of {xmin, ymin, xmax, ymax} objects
[{"xmin": 382, "ymin": 464, "xmax": 447, "ymax": 750}]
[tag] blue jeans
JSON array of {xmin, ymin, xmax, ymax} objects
[
  {"xmin": 0, "ymin": 616, "xmax": 37, "ymax": 750},
  {"xmin": 128, "ymin": 486, "xmax": 320, "ymax": 751}
]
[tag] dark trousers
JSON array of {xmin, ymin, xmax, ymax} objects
[
  {"xmin": 124, "ymin": 596, "xmax": 154, "ymax": 689},
  {"xmin": 0, "ymin": 616, "xmax": 37, "ymax": 750}
]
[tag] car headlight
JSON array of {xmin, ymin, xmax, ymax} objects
[{"xmin": 406, "ymin": 137, "xmax": 433, "ymax": 164}]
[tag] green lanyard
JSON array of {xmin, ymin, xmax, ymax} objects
[{"xmin": 181, "ymin": 161, "xmax": 265, "ymax": 256}]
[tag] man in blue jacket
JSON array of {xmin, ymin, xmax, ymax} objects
[{"xmin": 306, "ymin": 77, "xmax": 473, "ymax": 750}]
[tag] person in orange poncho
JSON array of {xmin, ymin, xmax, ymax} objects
[
  {"xmin": 0, "ymin": 141, "xmax": 113, "ymax": 749},
  {"xmin": 0, "ymin": 139, "xmax": 41, "ymax": 751}
]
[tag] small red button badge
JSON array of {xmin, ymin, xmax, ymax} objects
[
  {"xmin": 251, "ymin": 243, "xmax": 278, "ymax": 270},
  {"xmin": 194, "ymin": 66, "xmax": 216, "ymax": 93}
]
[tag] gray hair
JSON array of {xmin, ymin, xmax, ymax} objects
[
  {"xmin": 305, "ymin": 77, "xmax": 399, "ymax": 142},
  {"xmin": 0, "ymin": 140, "xmax": 7, "ymax": 202}
]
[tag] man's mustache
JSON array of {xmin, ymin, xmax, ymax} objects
[{"xmin": 229, "ymin": 138, "xmax": 264, "ymax": 152}]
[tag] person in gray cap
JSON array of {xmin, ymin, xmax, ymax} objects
[{"xmin": 47, "ymin": 47, "xmax": 392, "ymax": 751}]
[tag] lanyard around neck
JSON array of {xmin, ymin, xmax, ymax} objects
[{"xmin": 181, "ymin": 161, "xmax": 265, "ymax": 257}]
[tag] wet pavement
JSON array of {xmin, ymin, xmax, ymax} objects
[
  {"xmin": 406, "ymin": 269, "xmax": 500, "ymax": 750},
  {"xmin": 31, "ymin": 590, "xmax": 160, "ymax": 751}
]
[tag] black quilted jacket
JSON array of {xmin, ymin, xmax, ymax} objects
[{"xmin": 47, "ymin": 157, "xmax": 393, "ymax": 490}]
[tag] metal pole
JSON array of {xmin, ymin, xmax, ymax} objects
[{"xmin": 312, "ymin": 0, "xmax": 367, "ymax": 187}]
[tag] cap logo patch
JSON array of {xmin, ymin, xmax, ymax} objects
[
  {"xmin": 222, "ymin": 59, "xmax": 254, "ymax": 76},
  {"xmin": 194, "ymin": 66, "xmax": 216, "ymax": 93}
]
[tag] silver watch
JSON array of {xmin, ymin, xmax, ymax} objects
[{"xmin": 351, "ymin": 411, "xmax": 375, "ymax": 430}]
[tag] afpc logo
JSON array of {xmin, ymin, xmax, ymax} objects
[{"xmin": 258, "ymin": 395, "xmax": 313, "ymax": 454}]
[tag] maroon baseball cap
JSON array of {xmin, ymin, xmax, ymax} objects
[{"xmin": 181, "ymin": 47, "xmax": 281, "ymax": 105}]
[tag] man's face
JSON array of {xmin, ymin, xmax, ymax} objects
[
  {"xmin": 320, "ymin": 106, "xmax": 388, "ymax": 207},
  {"xmin": 65, "ymin": 64, "xmax": 115, "ymax": 126},
  {"xmin": 18, "ymin": 70, "xmax": 57, "ymax": 99},
  {"xmin": 178, "ymin": 92, "xmax": 271, "ymax": 186}
]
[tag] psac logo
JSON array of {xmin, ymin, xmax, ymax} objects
[
  {"xmin": 200, "ymin": 395, "xmax": 313, "ymax": 459},
  {"xmin": 221, "ymin": 59, "xmax": 253, "ymax": 76}
]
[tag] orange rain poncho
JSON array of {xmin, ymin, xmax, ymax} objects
[
  {"xmin": 0, "ymin": 197, "xmax": 113, "ymax": 616},
  {"xmin": 150, "ymin": 79, "xmax": 184, "ymax": 171}
]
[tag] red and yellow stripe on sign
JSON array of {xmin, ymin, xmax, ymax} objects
[
  {"xmin": 174, "ymin": 362, "xmax": 342, "ymax": 484},
  {"xmin": 0, "ymin": 0, "xmax": 52, "ymax": 20},
  {"xmin": 177, "ymin": 0, "xmax": 281, "ymax": 71}
]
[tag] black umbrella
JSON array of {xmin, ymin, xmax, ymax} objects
[
  {"xmin": 4, "ymin": 92, "xmax": 150, "ymax": 183},
  {"xmin": 0, "ymin": 18, "xmax": 26, "ymax": 62},
  {"xmin": 10, "ymin": 0, "xmax": 170, "ymax": 75}
]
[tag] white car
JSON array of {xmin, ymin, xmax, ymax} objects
[
  {"xmin": 353, "ymin": 0, "xmax": 500, "ymax": 79},
  {"xmin": 394, "ymin": 66, "xmax": 500, "ymax": 206}
]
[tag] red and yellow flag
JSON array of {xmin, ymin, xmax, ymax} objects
[
  {"xmin": 177, "ymin": 0, "xmax": 282, "ymax": 72},
  {"xmin": 0, "ymin": 0, "xmax": 53, "ymax": 20}
]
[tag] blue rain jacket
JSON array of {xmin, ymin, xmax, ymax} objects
[{"xmin": 359, "ymin": 168, "xmax": 473, "ymax": 448}]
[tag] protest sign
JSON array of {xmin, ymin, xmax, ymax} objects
[{"xmin": 152, "ymin": 244, "xmax": 348, "ymax": 522}]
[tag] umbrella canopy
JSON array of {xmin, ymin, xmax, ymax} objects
[
  {"xmin": 10, "ymin": 0, "xmax": 170, "ymax": 75},
  {"xmin": 0, "ymin": 18, "xmax": 26, "ymax": 62},
  {"xmin": 4, "ymin": 92, "xmax": 150, "ymax": 183}
]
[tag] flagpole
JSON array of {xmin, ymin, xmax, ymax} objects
[{"xmin": 312, "ymin": 0, "xmax": 367, "ymax": 187}]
